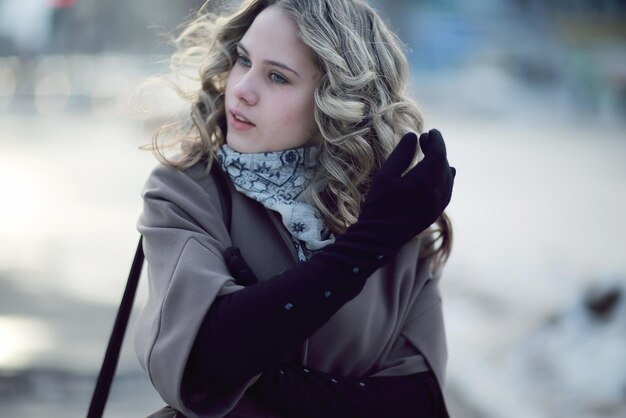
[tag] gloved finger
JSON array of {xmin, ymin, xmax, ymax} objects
[
  {"xmin": 420, "ymin": 129, "xmax": 447, "ymax": 161},
  {"xmin": 446, "ymin": 166, "xmax": 456, "ymax": 200},
  {"xmin": 377, "ymin": 132, "xmax": 418, "ymax": 179}
]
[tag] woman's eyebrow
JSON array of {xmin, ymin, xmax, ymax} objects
[{"xmin": 236, "ymin": 42, "xmax": 301, "ymax": 79}]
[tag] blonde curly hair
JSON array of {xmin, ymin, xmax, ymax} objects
[{"xmin": 149, "ymin": 0, "xmax": 452, "ymax": 263}]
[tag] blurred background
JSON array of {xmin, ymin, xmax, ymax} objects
[{"xmin": 0, "ymin": 0, "xmax": 624, "ymax": 417}]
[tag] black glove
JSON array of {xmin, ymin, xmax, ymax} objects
[
  {"xmin": 192, "ymin": 130, "xmax": 456, "ymax": 389},
  {"xmin": 308, "ymin": 129, "xmax": 456, "ymax": 280},
  {"xmin": 250, "ymin": 362, "xmax": 447, "ymax": 418},
  {"xmin": 358, "ymin": 129, "xmax": 456, "ymax": 247}
]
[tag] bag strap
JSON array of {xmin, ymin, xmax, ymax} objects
[
  {"xmin": 87, "ymin": 237, "xmax": 144, "ymax": 418},
  {"xmin": 87, "ymin": 163, "xmax": 232, "ymax": 418}
]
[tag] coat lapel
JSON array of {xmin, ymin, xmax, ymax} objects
[{"xmin": 227, "ymin": 179, "xmax": 299, "ymax": 281}]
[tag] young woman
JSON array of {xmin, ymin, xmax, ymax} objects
[{"xmin": 134, "ymin": 0, "xmax": 456, "ymax": 417}]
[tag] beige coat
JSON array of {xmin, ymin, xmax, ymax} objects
[{"xmin": 134, "ymin": 161, "xmax": 448, "ymax": 418}]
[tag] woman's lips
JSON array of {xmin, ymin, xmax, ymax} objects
[{"xmin": 229, "ymin": 109, "xmax": 256, "ymax": 131}]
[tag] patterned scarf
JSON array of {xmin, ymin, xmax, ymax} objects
[{"xmin": 217, "ymin": 144, "xmax": 335, "ymax": 261}]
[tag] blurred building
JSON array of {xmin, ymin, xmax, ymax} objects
[
  {"xmin": 0, "ymin": 0, "xmax": 624, "ymax": 120},
  {"xmin": 0, "ymin": 0, "xmax": 206, "ymax": 55}
]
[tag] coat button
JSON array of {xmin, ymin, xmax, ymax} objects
[
  {"xmin": 284, "ymin": 303, "xmax": 294, "ymax": 310},
  {"xmin": 324, "ymin": 290, "xmax": 332, "ymax": 298},
  {"xmin": 352, "ymin": 267, "xmax": 359, "ymax": 273}
]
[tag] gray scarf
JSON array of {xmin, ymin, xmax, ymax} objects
[{"xmin": 217, "ymin": 144, "xmax": 335, "ymax": 261}]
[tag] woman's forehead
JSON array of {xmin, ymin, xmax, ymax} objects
[{"xmin": 239, "ymin": 6, "xmax": 319, "ymax": 75}]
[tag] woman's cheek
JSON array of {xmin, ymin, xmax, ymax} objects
[{"xmin": 277, "ymin": 103, "xmax": 303, "ymax": 129}]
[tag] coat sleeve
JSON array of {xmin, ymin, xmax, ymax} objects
[
  {"xmin": 398, "ymin": 263, "xmax": 448, "ymax": 388},
  {"xmin": 398, "ymin": 261, "xmax": 451, "ymax": 418},
  {"xmin": 133, "ymin": 163, "xmax": 259, "ymax": 417},
  {"xmin": 371, "ymin": 249, "xmax": 448, "ymax": 388}
]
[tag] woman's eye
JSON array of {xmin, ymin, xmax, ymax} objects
[
  {"xmin": 236, "ymin": 55, "xmax": 251, "ymax": 67},
  {"xmin": 269, "ymin": 72, "xmax": 288, "ymax": 84}
]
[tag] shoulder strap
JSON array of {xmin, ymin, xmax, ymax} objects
[{"xmin": 87, "ymin": 162, "xmax": 232, "ymax": 418}]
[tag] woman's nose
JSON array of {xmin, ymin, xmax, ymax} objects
[{"xmin": 232, "ymin": 72, "xmax": 258, "ymax": 106}]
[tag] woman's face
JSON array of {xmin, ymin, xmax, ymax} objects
[{"xmin": 224, "ymin": 6, "xmax": 322, "ymax": 153}]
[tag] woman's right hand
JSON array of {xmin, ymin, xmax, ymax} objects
[{"xmin": 359, "ymin": 130, "xmax": 456, "ymax": 244}]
